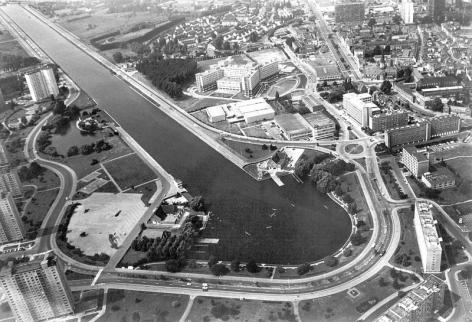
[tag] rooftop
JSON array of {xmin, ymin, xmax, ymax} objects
[{"xmin": 415, "ymin": 201, "xmax": 441, "ymax": 248}]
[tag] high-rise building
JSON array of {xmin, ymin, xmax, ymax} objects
[
  {"xmin": 414, "ymin": 201, "xmax": 442, "ymax": 273},
  {"xmin": 0, "ymin": 142, "xmax": 10, "ymax": 173},
  {"xmin": 400, "ymin": 0, "xmax": 414, "ymax": 24},
  {"xmin": 334, "ymin": 2, "xmax": 365, "ymax": 23},
  {"xmin": 375, "ymin": 275, "xmax": 446, "ymax": 322},
  {"xmin": 401, "ymin": 147, "xmax": 433, "ymax": 177},
  {"xmin": 343, "ymin": 93, "xmax": 376, "ymax": 127},
  {"xmin": 0, "ymin": 192, "xmax": 24, "ymax": 244},
  {"xmin": 369, "ymin": 110, "xmax": 409, "ymax": 132},
  {"xmin": 24, "ymin": 65, "xmax": 59, "ymax": 102},
  {"xmin": 429, "ymin": 0, "xmax": 446, "ymax": 22},
  {"xmin": 0, "ymin": 253, "xmax": 74, "ymax": 322}
]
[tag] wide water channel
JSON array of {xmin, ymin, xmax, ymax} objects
[{"xmin": 5, "ymin": 5, "xmax": 352, "ymax": 264}]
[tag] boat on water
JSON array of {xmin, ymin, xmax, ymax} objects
[{"xmin": 245, "ymin": 231, "xmax": 251, "ymax": 236}]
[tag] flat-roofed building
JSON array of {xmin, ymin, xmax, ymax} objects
[
  {"xmin": 401, "ymin": 146, "xmax": 432, "ymax": 177},
  {"xmin": 0, "ymin": 192, "xmax": 24, "ymax": 244},
  {"xmin": 414, "ymin": 201, "xmax": 442, "ymax": 273},
  {"xmin": 275, "ymin": 113, "xmax": 313, "ymax": 140},
  {"xmin": 206, "ymin": 105, "xmax": 226, "ymax": 123},
  {"xmin": 374, "ymin": 275, "xmax": 446, "ymax": 322},
  {"xmin": 304, "ymin": 112, "xmax": 336, "ymax": 140},
  {"xmin": 343, "ymin": 93, "xmax": 376, "ymax": 127},
  {"xmin": 0, "ymin": 171, "xmax": 22, "ymax": 198},
  {"xmin": 223, "ymin": 98, "xmax": 275, "ymax": 124},
  {"xmin": 0, "ymin": 253, "xmax": 74, "ymax": 322},
  {"xmin": 24, "ymin": 65, "xmax": 59, "ymax": 102},
  {"xmin": 422, "ymin": 167, "xmax": 455, "ymax": 190},
  {"xmin": 429, "ymin": 114, "xmax": 461, "ymax": 138},
  {"xmin": 369, "ymin": 110, "xmax": 409, "ymax": 132},
  {"xmin": 385, "ymin": 122, "xmax": 430, "ymax": 148}
]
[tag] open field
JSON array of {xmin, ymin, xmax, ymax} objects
[
  {"xmin": 266, "ymin": 77, "xmax": 298, "ymax": 98},
  {"xmin": 67, "ymin": 192, "xmax": 148, "ymax": 256},
  {"xmin": 437, "ymin": 157, "xmax": 472, "ymax": 204},
  {"xmin": 100, "ymin": 289, "xmax": 188, "ymax": 322},
  {"xmin": 188, "ymin": 297, "xmax": 296, "ymax": 322},
  {"xmin": 222, "ymin": 139, "xmax": 277, "ymax": 162},
  {"xmin": 57, "ymin": 9, "xmax": 166, "ymax": 40},
  {"xmin": 299, "ymin": 266, "xmax": 417, "ymax": 322},
  {"xmin": 102, "ymin": 153, "xmax": 157, "ymax": 190}
]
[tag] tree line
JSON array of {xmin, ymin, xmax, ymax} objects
[{"xmin": 135, "ymin": 58, "xmax": 198, "ymax": 98}]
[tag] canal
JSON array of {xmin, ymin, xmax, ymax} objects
[{"xmin": 4, "ymin": 5, "xmax": 352, "ymax": 264}]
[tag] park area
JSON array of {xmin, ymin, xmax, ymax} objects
[
  {"xmin": 100, "ymin": 289, "xmax": 188, "ymax": 322},
  {"xmin": 435, "ymin": 156, "xmax": 472, "ymax": 204},
  {"xmin": 298, "ymin": 266, "xmax": 418, "ymax": 322},
  {"xmin": 66, "ymin": 192, "xmax": 149, "ymax": 257},
  {"xmin": 187, "ymin": 297, "xmax": 296, "ymax": 322}
]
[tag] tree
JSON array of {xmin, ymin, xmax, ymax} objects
[
  {"xmin": 368, "ymin": 17, "xmax": 376, "ymax": 28},
  {"xmin": 392, "ymin": 15, "xmax": 402, "ymax": 24},
  {"xmin": 334, "ymin": 184, "xmax": 343, "ymax": 197},
  {"xmin": 67, "ymin": 145, "xmax": 79, "ymax": 157},
  {"xmin": 165, "ymin": 259, "xmax": 183, "ymax": 272},
  {"xmin": 230, "ymin": 259, "xmax": 240, "ymax": 272},
  {"xmin": 190, "ymin": 196, "xmax": 205, "ymax": 211},
  {"xmin": 223, "ymin": 41, "xmax": 231, "ymax": 51},
  {"xmin": 430, "ymin": 97, "xmax": 444, "ymax": 112},
  {"xmin": 324, "ymin": 256, "xmax": 338, "ymax": 267},
  {"xmin": 297, "ymin": 263, "xmax": 311, "ymax": 275},
  {"xmin": 246, "ymin": 260, "xmax": 260, "ymax": 273},
  {"xmin": 343, "ymin": 248, "xmax": 352, "ymax": 257},
  {"xmin": 207, "ymin": 255, "xmax": 217, "ymax": 268},
  {"xmin": 213, "ymin": 36, "xmax": 224, "ymax": 50},
  {"xmin": 53, "ymin": 100, "xmax": 66, "ymax": 115},
  {"xmin": 347, "ymin": 202, "xmax": 357, "ymax": 214},
  {"xmin": 380, "ymin": 80, "xmax": 392, "ymax": 94},
  {"xmin": 112, "ymin": 51, "xmax": 124, "ymax": 63},
  {"xmin": 275, "ymin": 91, "xmax": 280, "ymax": 102},
  {"xmin": 350, "ymin": 231, "xmax": 365, "ymax": 246},
  {"xmin": 211, "ymin": 263, "xmax": 229, "ymax": 276},
  {"xmin": 249, "ymin": 31, "xmax": 258, "ymax": 42}
]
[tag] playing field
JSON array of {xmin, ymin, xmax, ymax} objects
[{"xmin": 102, "ymin": 153, "xmax": 157, "ymax": 190}]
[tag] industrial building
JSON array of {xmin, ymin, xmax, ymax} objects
[
  {"xmin": 274, "ymin": 113, "xmax": 313, "ymax": 140},
  {"xmin": 0, "ymin": 171, "xmax": 22, "ymax": 198},
  {"xmin": 209, "ymin": 98, "xmax": 275, "ymax": 124},
  {"xmin": 195, "ymin": 56, "xmax": 279, "ymax": 97},
  {"xmin": 414, "ymin": 201, "xmax": 442, "ymax": 273},
  {"xmin": 375, "ymin": 275, "xmax": 446, "ymax": 322},
  {"xmin": 304, "ymin": 112, "xmax": 336, "ymax": 140},
  {"xmin": 334, "ymin": 2, "xmax": 365, "ymax": 23},
  {"xmin": 422, "ymin": 167, "xmax": 456, "ymax": 190},
  {"xmin": 0, "ymin": 192, "xmax": 24, "ymax": 244},
  {"xmin": 0, "ymin": 253, "xmax": 74, "ymax": 322},
  {"xmin": 24, "ymin": 65, "xmax": 59, "ymax": 102},
  {"xmin": 401, "ymin": 146, "xmax": 433, "ymax": 177},
  {"xmin": 385, "ymin": 115, "xmax": 461, "ymax": 148},
  {"xmin": 343, "ymin": 93, "xmax": 376, "ymax": 127},
  {"xmin": 368, "ymin": 109, "xmax": 409, "ymax": 132}
]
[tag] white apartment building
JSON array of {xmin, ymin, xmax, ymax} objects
[
  {"xmin": 414, "ymin": 202, "xmax": 442, "ymax": 273},
  {"xmin": 195, "ymin": 69, "xmax": 224, "ymax": 92},
  {"xmin": 401, "ymin": 0, "xmax": 414, "ymax": 24},
  {"xmin": 401, "ymin": 147, "xmax": 432, "ymax": 177},
  {"xmin": 24, "ymin": 66, "xmax": 59, "ymax": 102},
  {"xmin": 343, "ymin": 93, "xmax": 377, "ymax": 127},
  {"xmin": 0, "ymin": 253, "xmax": 74, "ymax": 322},
  {"xmin": 0, "ymin": 192, "xmax": 23, "ymax": 244}
]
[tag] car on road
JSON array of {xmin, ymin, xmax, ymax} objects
[{"xmin": 202, "ymin": 283, "xmax": 208, "ymax": 291}]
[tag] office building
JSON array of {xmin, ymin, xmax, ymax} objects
[
  {"xmin": 369, "ymin": 110, "xmax": 409, "ymax": 132},
  {"xmin": 212, "ymin": 98, "xmax": 275, "ymax": 124},
  {"xmin": 422, "ymin": 167, "xmax": 456, "ymax": 190},
  {"xmin": 0, "ymin": 171, "xmax": 22, "ymax": 198},
  {"xmin": 385, "ymin": 115, "xmax": 461, "ymax": 148},
  {"xmin": 275, "ymin": 113, "xmax": 313, "ymax": 140},
  {"xmin": 0, "ymin": 192, "xmax": 24, "ymax": 244},
  {"xmin": 375, "ymin": 275, "xmax": 446, "ymax": 322},
  {"xmin": 343, "ymin": 93, "xmax": 377, "ymax": 127},
  {"xmin": 206, "ymin": 105, "xmax": 226, "ymax": 123},
  {"xmin": 0, "ymin": 253, "xmax": 74, "ymax": 322},
  {"xmin": 24, "ymin": 65, "xmax": 59, "ymax": 102},
  {"xmin": 414, "ymin": 201, "xmax": 442, "ymax": 273},
  {"xmin": 335, "ymin": 2, "xmax": 365, "ymax": 23},
  {"xmin": 304, "ymin": 112, "xmax": 336, "ymax": 140},
  {"xmin": 400, "ymin": 0, "xmax": 414, "ymax": 24},
  {"xmin": 401, "ymin": 147, "xmax": 433, "ymax": 177},
  {"xmin": 429, "ymin": 0, "xmax": 446, "ymax": 21},
  {"xmin": 195, "ymin": 57, "xmax": 279, "ymax": 96}
]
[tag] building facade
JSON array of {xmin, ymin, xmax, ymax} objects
[
  {"xmin": 400, "ymin": 0, "xmax": 414, "ymax": 24},
  {"xmin": 24, "ymin": 66, "xmax": 59, "ymax": 102},
  {"xmin": 369, "ymin": 110, "xmax": 409, "ymax": 132},
  {"xmin": 0, "ymin": 192, "xmax": 24, "ymax": 244},
  {"xmin": 343, "ymin": 93, "xmax": 376, "ymax": 127},
  {"xmin": 375, "ymin": 275, "xmax": 446, "ymax": 322},
  {"xmin": 401, "ymin": 147, "xmax": 432, "ymax": 177},
  {"xmin": 304, "ymin": 112, "xmax": 336, "ymax": 140},
  {"xmin": 414, "ymin": 202, "xmax": 442, "ymax": 273},
  {"xmin": 0, "ymin": 253, "xmax": 74, "ymax": 322}
]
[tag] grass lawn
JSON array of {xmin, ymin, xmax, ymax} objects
[
  {"xmin": 299, "ymin": 267, "xmax": 417, "ymax": 322},
  {"xmin": 436, "ymin": 157, "xmax": 472, "ymax": 204},
  {"xmin": 70, "ymin": 89, "xmax": 96, "ymax": 109},
  {"xmin": 345, "ymin": 143, "xmax": 364, "ymax": 155},
  {"xmin": 221, "ymin": 139, "xmax": 277, "ymax": 162},
  {"xmin": 65, "ymin": 270, "xmax": 94, "ymax": 281},
  {"xmin": 380, "ymin": 171, "xmax": 402, "ymax": 200},
  {"xmin": 390, "ymin": 208, "xmax": 423, "ymax": 273},
  {"xmin": 22, "ymin": 188, "xmax": 59, "ymax": 240},
  {"xmin": 73, "ymin": 289, "xmax": 103, "ymax": 313},
  {"xmin": 443, "ymin": 201, "xmax": 472, "ymax": 229},
  {"xmin": 0, "ymin": 302, "xmax": 13, "ymax": 321},
  {"xmin": 188, "ymin": 297, "xmax": 296, "ymax": 322},
  {"xmin": 240, "ymin": 125, "xmax": 271, "ymax": 138},
  {"xmin": 185, "ymin": 97, "xmax": 236, "ymax": 113},
  {"xmin": 0, "ymin": 38, "xmax": 30, "ymax": 70},
  {"xmin": 103, "ymin": 153, "xmax": 156, "ymax": 190},
  {"xmin": 339, "ymin": 172, "xmax": 371, "ymax": 226},
  {"xmin": 21, "ymin": 166, "xmax": 60, "ymax": 191},
  {"xmin": 101, "ymin": 289, "xmax": 188, "ymax": 322}
]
